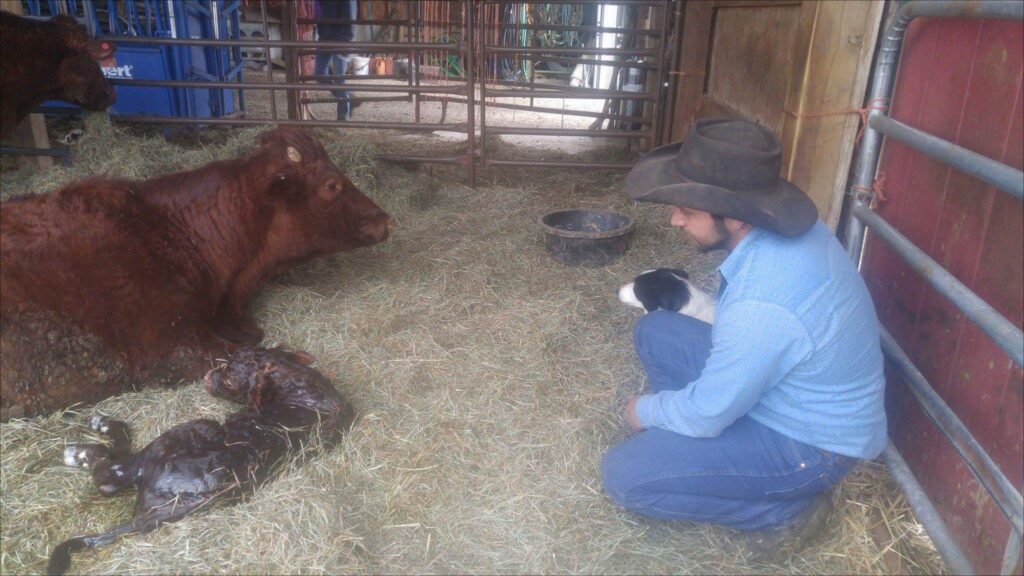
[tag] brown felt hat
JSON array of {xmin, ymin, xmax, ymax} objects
[{"xmin": 624, "ymin": 117, "xmax": 818, "ymax": 237}]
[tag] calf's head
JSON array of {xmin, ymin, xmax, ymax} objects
[
  {"xmin": 253, "ymin": 126, "xmax": 392, "ymax": 257},
  {"xmin": 204, "ymin": 346, "xmax": 316, "ymax": 405},
  {"xmin": 53, "ymin": 15, "xmax": 117, "ymax": 111}
]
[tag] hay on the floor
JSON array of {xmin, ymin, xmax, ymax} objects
[{"xmin": 1, "ymin": 125, "xmax": 944, "ymax": 575}]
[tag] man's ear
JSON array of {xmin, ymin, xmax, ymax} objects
[{"xmin": 724, "ymin": 217, "xmax": 752, "ymax": 235}]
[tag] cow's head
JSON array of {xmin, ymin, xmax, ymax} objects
[
  {"xmin": 52, "ymin": 15, "xmax": 116, "ymax": 111},
  {"xmin": 253, "ymin": 126, "xmax": 392, "ymax": 257}
]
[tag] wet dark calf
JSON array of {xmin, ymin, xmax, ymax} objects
[{"xmin": 48, "ymin": 347, "xmax": 355, "ymax": 575}]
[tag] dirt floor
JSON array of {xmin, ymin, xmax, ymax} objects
[{"xmin": 0, "ymin": 81, "xmax": 946, "ymax": 575}]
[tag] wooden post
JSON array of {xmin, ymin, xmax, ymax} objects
[{"xmin": 780, "ymin": 0, "xmax": 885, "ymax": 228}]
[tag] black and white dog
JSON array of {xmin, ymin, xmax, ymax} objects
[{"xmin": 618, "ymin": 268, "xmax": 716, "ymax": 323}]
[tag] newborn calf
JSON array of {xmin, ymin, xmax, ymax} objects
[
  {"xmin": 48, "ymin": 347, "xmax": 354, "ymax": 575},
  {"xmin": 618, "ymin": 268, "xmax": 716, "ymax": 323}
]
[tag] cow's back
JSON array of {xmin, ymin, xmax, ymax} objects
[{"xmin": 1, "ymin": 181, "xmax": 222, "ymax": 381}]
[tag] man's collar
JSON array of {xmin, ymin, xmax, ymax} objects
[{"xmin": 718, "ymin": 227, "xmax": 765, "ymax": 284}]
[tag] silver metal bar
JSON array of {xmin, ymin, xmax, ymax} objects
[
  {"xmin": 486, "ymin": 126, "xmax": 653, "ymax": 138},
  {"xmin": 112, "ymin": 115, "xmax": 467, "ymax": 132},
  {"xmin": 109, "ymin": 79, "xmax": 466, "ymax": 94},
  {"xmin": 870, "ymin": 115, "xmax": 1024, "ymax": 200},
  {"xmin": 853, "ymin": 204, "xmax": 1024, "ymax": 367},
  {"xmin": 1003, "ymin": 529, "xmax": 1023, "ymax": 576},
  {"xmin": 487, "ymin": 88, "xmax": 657, "ymax": 100},
  {"xmin": 880, "ymin": 327, "xmax": 1024, "ymax": 534},
  {"xmin": 101, "ymin": 36, "xmax": 456, "ymax": 50},
  {"xmin": 882, "ymin": 441, "xmax": 977, "ymax": 576}
]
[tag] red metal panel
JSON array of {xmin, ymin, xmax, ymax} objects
[{"xmin": 862, "ymin": 15, "xmax": 1024, "ymax": 576}]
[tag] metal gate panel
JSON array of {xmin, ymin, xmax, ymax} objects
[{"xmin": 851, "ymin": 4, "xmax": 1024, "ymax": 574}]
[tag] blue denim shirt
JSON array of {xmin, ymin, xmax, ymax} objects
[{"xmin": 635, "ymin": 222, "xmax": 888, "ymax": 459}]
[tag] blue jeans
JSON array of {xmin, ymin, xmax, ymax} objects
[
  {"xmin": 314, "ymin": 53, "xmax": 351, "ymax": 118},
  {"xmin": 601, "ymin": 311, "xmax": 858, "ymax": 530}
]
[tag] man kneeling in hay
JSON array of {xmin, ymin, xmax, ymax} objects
[{"xmin": 602, "ymin": 118, "xmax": 886, "ymax": 560}]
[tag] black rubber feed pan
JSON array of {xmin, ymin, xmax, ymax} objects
[{"xmin": 539, "ymin": 209, "xmax": 635, "ymax": 267}]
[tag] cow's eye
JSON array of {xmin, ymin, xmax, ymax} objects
[{"xmin": 320, "ymin": 180, "xmax": 342, "ymax": 199}]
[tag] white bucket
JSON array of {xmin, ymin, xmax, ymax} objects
[{"xmin": 350, "ymin": 56, "xmax": 370, "ymax": 76}]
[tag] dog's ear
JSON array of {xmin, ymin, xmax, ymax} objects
[{"xmin": 669, "ymin": 268, "xmax": 689, "ymax": 279}]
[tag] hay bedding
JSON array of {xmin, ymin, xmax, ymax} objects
[{"xmin": 0, "ymin": 125, "xmax": 944, "ymax": 575}]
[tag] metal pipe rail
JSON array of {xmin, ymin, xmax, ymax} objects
[
  {"xmin": 108, "ymin": 79, "xmax": 467, "ymax": 95},
  {"xmin": 880, "ymin": 327, "xmax": 1024, "ymax": 536},
  {"xmin": 486, "ymin": 88, "xmax": 657, "ymax": 100},
  {"xmin": 112, "ymin": 115, "xmax": 468, "ymax": 132},
  {"xmin": 486, "ymin": 126, "xmax": 653, "ymax": 139},
  {"xmin": 484, "ymin": 158, "xmax": 634, "ymax": 170},
  {"xmin": 869, "ymin": 115, "xmax": 1024, "ymax": 200},
  {"xmin": 841, "ymin": 3, "xmax": 1024, "ymax": 573},
  {"xmin": 486, "ymin": 46, "xmax": 658, "ymax": 57},
  {"xmin": 882, "ymin": 441, "xmax": 977, "ymax": 575},
  {"xmin": 852, "ymin": 204, "xmax": 1023, "ymax": 368},
  {"xmin": 98, "ymin": 36, "xmax": 458, "ymax": 51},
  {"xmin": 419, "ymin": 96, "xmax": 652, "ymax": 123}
]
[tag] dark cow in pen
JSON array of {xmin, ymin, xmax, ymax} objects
[
  {"xmin": 48, "ymin": 346, "xmax": 356, "ymax": 575},
  {"xmin": 0, "ymin": 126, "xmax": 391, "ymax": 419},
  {"xmin": 0, "ymin": 10, "xmax": 116, "ymax": 137}
]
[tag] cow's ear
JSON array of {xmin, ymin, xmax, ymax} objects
[
  {"xmin": 283, "ymin": 348, "xmax": 316, "ymax": 365},
  {"xmin": 52, "ymin": 15, "xmax": 88, "ymax": 50}
]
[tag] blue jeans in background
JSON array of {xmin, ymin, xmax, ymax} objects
[
  {"xmin": 601, "ymin": 311, "xmax": 858, "ymax": 530},
  {"xmin": 314, "ymin": 53, "xmax": 351, "ymax": 120}
]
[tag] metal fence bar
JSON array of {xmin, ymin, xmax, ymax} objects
[
  {"xmin": 880, "ymin": 327, "xmax": 1024, "ymax": 534},
  {"xmin": 869, "ymin": 115, "xmax": 1024, "ymax": 200},
  {"xmin": 852, "ymin": 204, "xmax": 1023, "ymax": 367},
  {"xmin": 108, "ymin": 78, "xmax": 468, "ymax": 94},
  {"xmin": 882, "ymin": 441, "xmax": 977, "ymax": 575},
  {"xmin": 486, "ymin": 126, "xmax": 653, "ymax": 138}
]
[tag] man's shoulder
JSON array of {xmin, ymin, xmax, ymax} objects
[{"xmin": 725, "ymin": 225, "xmax": 838, "ymax": 310}]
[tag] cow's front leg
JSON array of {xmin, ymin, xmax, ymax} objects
[{"xmin": 209, "ymin": 268, "xmax": 268, "ymax": 343}]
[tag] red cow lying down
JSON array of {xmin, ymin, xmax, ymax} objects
[
  {"xmin": 0, "ymin": 11, "xmax": 116, "ymax": 138},
  {"xmin": 0, "ymin": 126, "xmax": 391, "ymax": 419}
]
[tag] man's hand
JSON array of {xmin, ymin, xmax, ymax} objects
[{"xmin": 625, "ymin": 395, "xmax": 644, "ymax": 434}]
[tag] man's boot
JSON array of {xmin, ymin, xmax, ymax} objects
[{"xmin": 740, "ymin": 493, "xmax": 834, "ymax": 563}]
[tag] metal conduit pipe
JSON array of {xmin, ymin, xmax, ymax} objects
[
  {"xmin": 882, "ymin": 441, "xmax": 977, "ymax": 575},
  {"xmin": 869, "ymin": 115, "xmax": 1024, "ymax": 200},
  {"xmin": 844, "ymin": 0, "xmax": 1024, "ymax": 263},
  {"xmin": 852, "ymin": 204, "xmax": 1024, "ymax": 367},
  {"xmin": 112, "ymin": 115, "xmax": 468, "ymax": 132},
  {"xmin": 108, "ymin": 79, "xmax": 467, "ymax": 94},
  {"xmin": 880, "ymin": 327, "xmax": 1024, "ymax": 534}
]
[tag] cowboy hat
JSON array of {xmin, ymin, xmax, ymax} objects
[{"xmin": 624, "ymin": 117, "xmax": 818, "ymax": 237}]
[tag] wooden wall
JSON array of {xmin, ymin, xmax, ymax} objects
[{"xmin": 667, "ymin": 0, "xmax": 883, "ymax": 228}]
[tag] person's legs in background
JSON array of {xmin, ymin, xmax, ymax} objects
[
  {"xmin": 331, "ymin": 54, "xmax": 352, "ymax": 121},
  {"xmin": 314, "ymin": 52, "xmax": 351, "ymax": 121}
]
